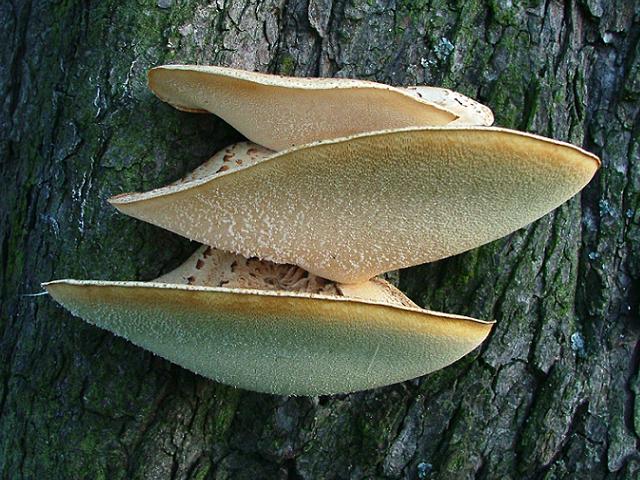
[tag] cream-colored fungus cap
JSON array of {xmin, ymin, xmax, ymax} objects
[
  {"xmin": 110, "ymin": 127, "xmax": 600, "ymax": 284},
  {"xmin": 44, "ymin": 247, "xmax": 493, "ymax": 396},
  {"xmin": 148, "ymin": 65, "xmax": 493, "ymax": 150}
]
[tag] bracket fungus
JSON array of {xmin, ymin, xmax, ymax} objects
[
  {"xmin": 44, "ymin": 247, "xmax": 493, "ymax": 396},
  {"xmin": 45, "ymin": 65, "xmax": 600, "ymax": 396},
  {"xmin": 148, "ymin": 65, "xmax": 494, "ymax": 150},
  {"xmin": 110, "ymin": 127, "xmax": 599, "ymax": 284}
]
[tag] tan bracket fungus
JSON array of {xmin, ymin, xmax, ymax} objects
[
  {"xmin": 44, "ymin": 66, "xmax": 600, "ymax": 396},
  {"xmin": 110, "ymin": 127, "xmax": 600, "ymax": 284},
  {"xmin": 148, "ymin": 65, "xmax": 494, "ymax": 150},
  {"xmin": 44, "ymin": 247, "xmax": 493, "ymax": 396}
]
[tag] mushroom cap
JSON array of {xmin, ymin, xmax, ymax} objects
[
  {"xmin": 43, "ymin": 247, "xmax": 493, "ymax": 396},
  {"xmin": 110, "ymin": 126, "xmax": 600, "ymax": 284},
  {"xmin": 148, "ymin": 65, "xmax": 493, "ymax": 150}
]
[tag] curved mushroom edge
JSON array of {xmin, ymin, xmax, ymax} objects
[
  {"xmin": 42, "ymin": 245, "xmax": 494, "ymax": 395},
  {"xmin": 43, "ymin": 278, "xmax": 494, "ymax": 326},
  {"xmin": 43, "ymin": 245, "xmax": 492, "ymax": 325},
  {"xmin": 42, "ymin": 274, "xmax": 494, "ymax": 395},
  {"xmin": 148, "ymin": 64, "xmax": 500, "ymax": 129},
  {"xmin": 109, "ymin": 125, "xmax": 600, "ymax": 206},
  {"xmin": 148, "ymin": 64, "xmax": 471, "ymax": 115}
]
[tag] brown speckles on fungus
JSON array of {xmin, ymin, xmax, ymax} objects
[{"xmin": 44, "ymin": 247, "xmax": 493, "ymax": 396}]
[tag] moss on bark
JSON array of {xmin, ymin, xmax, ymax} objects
[{"xmin": 1, "ymin": 0, "xmax": 638, "ymax": 478}]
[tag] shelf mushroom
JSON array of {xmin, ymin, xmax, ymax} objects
[
  {"xmin": 110, "ymin": 127, "xmax": 600, "ymax": 284},
  {"xmin": 44, "ymin": 66, "xmax": 601, "ymax": 396},
  {"xmin": 44, "ymin": 247, "xmax": 494, "ymax": 396},
  {"xmin": 148, "ymin": 65, "xmax": 494, "ymax": 150}
]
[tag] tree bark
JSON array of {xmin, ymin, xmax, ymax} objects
[{"xmin": 1, "ymin": 0, "xmax": 638, "ymax": 478}]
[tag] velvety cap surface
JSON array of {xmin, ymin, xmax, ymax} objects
[
  {"xmin": 111, "ymin": 127, "xmax": 600, "ymax": 284},
  {"xmin": 44, "ymin": 246, "xmax": 493, "ymax": 395},
  {"xmin": 148, "ymin": 65, "xmax": 493, "ymax": 150}
]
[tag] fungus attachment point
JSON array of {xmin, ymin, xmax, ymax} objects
[
  {"xmin": 148, "ymin": 65, "xmax": 494, "ymax": 150},
  {"xmin": 110, "ymin": 127, "xmax": 600, "ymax": 284},
  {"xmin": 44, "ymin": 247, "xmax": 493, "ymax": 396}
]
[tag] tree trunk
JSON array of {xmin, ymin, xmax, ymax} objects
[{"xmin": 1, "ymin": 0, "xmax": 638, "ymax": 478}]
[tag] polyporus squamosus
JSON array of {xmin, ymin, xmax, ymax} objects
[
  {"xmin": 148, "ymin": 64, "xmax": 494, "ymax": 150},
  {"xmin": 44, "ymin": 247, "xmax": 493, "ymax": 396},
  {"xmin": 110, "ymin": 128, "xmax": 599, "ymax": 284},
  {"xmin": 45, "ymin": 66, "xmax": 599, "ymax": 395}
]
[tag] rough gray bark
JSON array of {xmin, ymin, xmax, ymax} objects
[{"xmin": 1, "ymin": 0, "xmax": 638, "ymax": 478}]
